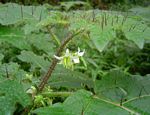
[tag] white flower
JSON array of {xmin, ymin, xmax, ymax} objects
[
  {"xmin": 72, "ymin": 56, "xmax": 80, "ymax": 63},
  {"xmin": 65, "ymin": 49, "xmax": 70, "ymax": 56},
  {"xmin": 54, "ymin": 48, "xmax": 85, "ymax": 69},
  {"xmin": 75, "ymin": 47, "xmax": 85, "ymax": 56},
  {"xmin": 73, "ymin": 48, "xmax": 85, "ymax": 63},
  {"xmin": 54, "ymin": 49, "xmax": 71, "ymax": 60}
]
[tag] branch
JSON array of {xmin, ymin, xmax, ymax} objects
[{"xmin": 38, "ymin": 29, "xmax": 84, "ymax": 92}]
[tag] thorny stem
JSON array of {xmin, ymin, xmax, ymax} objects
[
  {"xmin": 21, "ymin": 5, "xmax": 23, "ymax": 19},
  {"xmin": 38, "ymin": 29, "xmax": 84, "ymax": 92},
  {"xmin": 39, "ymin": 9, "xmax": 42, "ymax": 21}
]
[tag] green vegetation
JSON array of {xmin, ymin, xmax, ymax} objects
[{"xmin": 0, "ymin": 1, "xmax": 150, "ymax": 115}]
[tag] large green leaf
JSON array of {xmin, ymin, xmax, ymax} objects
[
  {"xmin": 33, "ymin": 86, "xmax": 150, "ymax": 115},
  {"xmin": 32, "ymin": 104, "xmax": 72, "ymax": 115},
  {"xmin": 32, "ymin": 90, "xmax": 135, "ymax": 115},
  {"xmin": 129, "ymin": 6, "xmax": 150, "ymax": 21},
  {"xmin": 27, "ymin": 33, "xmax": 55, "ymax": 56},
  {"xmin": 89, "ymin": 24, "xmax": 115, "ymax": 52},
  {"xmin": 124, "ymin": 96, "xmax": 150, "ymax": 115},
  {"xmin": 0, "ymin": 3, "xmax": 48, "ymax": 25},
  {"xmin": 62, "ymin": 90, "xmax": 130, "ymax": 115},
  {"xmin": 122, "ymin": 18, "xmax": 150, "ymax": 49},
  {"xmin": 69, "ymin": 10, "xmax": 150, "ymax": 50},
  {"xmin": 0, "ymin": 79, "xmax": 31, "ymax": 115},
  {"xmin": 69, "ymin": 11, "xmax": 116, "ymax": 52},
  {"xmin": 17, "ymin": 50, "xmax": 50, "ymax": 72},
  {"xmin": 37, "ymin": 11, "xmax": 68, "ymax": 27},
  {"xmin": 49, "ymin": 65, "xmax": 93, "ymax": 89},
  {"xmin": 0, "ymin": 26, "xmax": 31, "ymax": 50},
  {"xmin": 94, "ymin": 70, "xmax": 150, "ymax": 114},
  {"xmin": 0, "ymin": 62, "xmax": 28, "ymax": 82},
  {"xmin": 95, "ymin": 70, "xmax": 150, "ymax": 101}
]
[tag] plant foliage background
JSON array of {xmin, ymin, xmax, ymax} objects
[{"xmin": 0, "ymin": 1, "xmax": 150, "ymax": 115}]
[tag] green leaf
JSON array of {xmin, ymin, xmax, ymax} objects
[
  {"xmin": 129, "ymin": 6, "xmax": 150, "ymax": 21},
  {"xmin": 23, "ymin": 22, "xmax": 39, "ymax": 35},
  {"xmin": 28, "ymin": 33, "xmax": 55, "ymax": 56},
  {"xmin": 32, "ymin": 90, "xmax": 131, "ymax": 115},
  {"xmin": 37, "ymin": 12, "xmax": 68, "ymax": 28},
  {"xmin": 124, "ymin": 96, "xmax": 150, "ymax": 115},
  {"xmin": 0, "ymin": 62, "xmax": 28, "ymax": 83},
  {"xmin": 123, "ymin": 18, "xmax": 150, "ymax": 49},
  {"xmin": 69, "ymin": 11, "xmax": 116, "ymax": 52},
  {"xmin": 94, "ymin": 70, "xmax": 150, "ymax": 114},
  {"xmin": 17, "ymin": 51, "xmax": 50, "ymax": 72},
  {"xmin": 90, "ymin": 24, "xmax": 115, "ymax": 52},
  {"xmin": 49, "ymin": 65, "xmax": 93, "ymax": 89},
  {"xmin": 0, "ymin": 79, "xmax": 31, "ymax": 115},
  {"xmin": 0, "ymin": 62, "xmax": 19, "ymax": 77},
  {"xmin": 32, "ymin": 104, "xmax": 72, "ymax": 115},
  {"xmin": 0, "ymin": 26, "xmax": 31, "ymax": 50},
  {"xmin": 95, "ymin": 70, "xmax": 150, "ymax": 101},
  {"xmin": 0, "ymin": 3, "xmax": 48, "ymax": 25},
  {"xmin": 33, "ymin": 88, "xmax": 150, "ymax": 115}
]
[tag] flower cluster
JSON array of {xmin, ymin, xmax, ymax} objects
[{"xmin": 54, "ymin": 48, "xmax": 85, "ymax": 69}]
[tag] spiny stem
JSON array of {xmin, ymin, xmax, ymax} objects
[
  {"xmin": 142, "ymin": 26, "xmax": 147, "ymax": 32},
  {"xmin": 32, "ymin": 6, "xmax": 34, "ymax": 16},
  {"xmin": 132, "ymin": 22, "xmax": 138, "ymax": 30},
  {"xmin": 116, "ymin": 15, "xmax": 119, "ymax": 23},
  {"xmin": 5, "ymin": 64, "xmax": 9, "ymax": 78},
  {"xmin": 104, "ymin": 12, "xmax": 107, "ymax": 26},
  {"xmin": 129, "ymin": 25, "xmax": 134, "ymax": 31},
  {"xmin": 21, "ymin": 5, "xmax": 23, "ymax": 19},
  {"xmin": 38, "ymin": 29, "xmax": 84, "ymax": 92},
  {"xmin": 121, "ymin": 12, "xmax": 128, "ymax": 25},
  {"xmin": 39, "ymin": 9, "xmax": 42, "ymax": 21},
  {"xmin": 111, "ymin": 17, "xmax": 114, "ymax": 26},
  {"xmin": 101, "ymin": 14, "xmax": 104, "ymax": 30},
  {"xmin": 92, "ymin": 10, "xmax": 95, "ymax": 22}
]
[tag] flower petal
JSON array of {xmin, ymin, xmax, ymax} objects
[
  {"xmin": 78, "ymin": 51, "xmax": 84, "ymax": 56},
  {"xmin": 54, "ymin": 55, "xmax": 63, "ymax": 60},
  {"xmin": 73, "ymin": 57, "xmax": 80, "ymax": 63},
  {"xmin": 65, "ymin": 49, "xmax": 70, "ymax": 56},
  {"xmin": 78, "ymin": 47, "xmax": 80, "ymax": 52},
  {"xmin": 77, "ymin": 48, "xmax": 85, "ymax": 56}
]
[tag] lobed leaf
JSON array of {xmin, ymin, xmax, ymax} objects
[
  {"xmin": 0, "ymin": 79, "xmax": 31, "ymax": 115},
  {"xmin": 0, "ymin": 26, "xmax": 31, "ymax": 50},
  {"xmin": 49, "ymin": 65, "xmax": 93, "ymax": 89},
  {"xmin": 17, "ymin": 50, "xmax": 50, "ymax": 72}
]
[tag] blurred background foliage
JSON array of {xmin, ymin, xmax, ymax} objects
[{"xmin": 0, "ymin": 0, "xmax": 150, "ymax": 10}]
